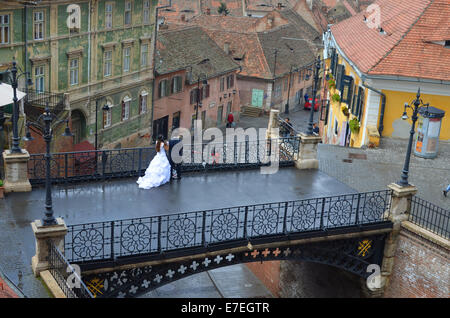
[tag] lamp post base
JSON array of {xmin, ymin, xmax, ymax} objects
[{"xmin": 2, "ymin": 150, "xmax": 32, "ymax": 193}]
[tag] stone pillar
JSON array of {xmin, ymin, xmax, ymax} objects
[
  {"xmin": 366, "ymin": 183, "xmax": 417, "ymax": 297},
  {"xmin": 266, "ymin": 109, "xmax": 280, "ymax": 139},
  {"xmin": 2, "ymin": 150, "xmax": 32, "ymax": 193},
  {"xmin": 295, "ymin": 133, "xmax": 322, "ymax": 169},
  {"xmin": 31, "ymin": 218, "xmax": 68, "ymax": 277}
]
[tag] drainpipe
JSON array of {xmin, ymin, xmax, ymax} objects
[
  {"xmin": 24, "ymin": 5, "xmax": 28, "ymax": 90},
  {"xmin": 151, "ymin": 0, "xmax": 172, "ymax": 141},
  {"xmin": 362, "ymin": 81, "xmax": 386, "ymax": 137}
]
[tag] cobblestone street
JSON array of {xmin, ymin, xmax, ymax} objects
[{"xmin": 236, "ymin": 107, "xmax": 450, "ymax": 209}]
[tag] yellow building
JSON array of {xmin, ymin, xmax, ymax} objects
[{"xmin": 321, "ymin": 0, "xmax": 450, "ymax": 149}]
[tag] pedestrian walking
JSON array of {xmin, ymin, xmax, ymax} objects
[
  {"xmin": 444, "ymin": 184, "xmax": 450, "ymax": 197},
  {"xmin": 280, "ymin": 118, "xmax": 293, "ymax": 138},
  {"xmin": 226, "ymin": 112, "xmax": 234, "ymax": 128}
]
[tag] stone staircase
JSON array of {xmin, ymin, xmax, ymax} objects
[{"xmin": 240, "ymin": 105, "xmax": 263, "ymax": 117}]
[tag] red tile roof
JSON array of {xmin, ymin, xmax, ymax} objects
[
  {"xmin": 331, "ymin": 0, "xmax": 437, "ymax": 76},
  {"xmin": 369, "ymin": 0, "xmax": 450, "ymax": 81}
]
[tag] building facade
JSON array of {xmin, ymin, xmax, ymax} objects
[
  {"xmin": 153, "ymin": 26, "xmax": 241, "ymax": 138},
  {"xmin": 322, "ymin": 0, "xmax": 450, "ymax": 149},
  {"xmin": 0, "ymin": 0, "xmax": 158, "ymax": 152}
]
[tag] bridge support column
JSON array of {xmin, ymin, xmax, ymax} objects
[
  {"xmin": 369, "ymin": 183, "xmax": 417, "ymax": 297},
  {"xmin": 266, "ymin": 109, "xmax": 280, "ymax": 139},
  {"xmin": 295, "ymin": 133, "xmax": 321, "ymax": 170},
  {"xmin": 2, "ymin": 150, "xmax": 32, "ymax": 193},
  {"xmin": 31, "ymin": 218, "xmax": 67, "ymax": 277}
]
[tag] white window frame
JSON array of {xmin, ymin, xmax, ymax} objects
[
  {"xmin": 0, "ymin": 14, "xmax": 10, "ymax": 44},
  {"xmin": 140, "ymin": 91, "xmax": 148, "ymax": 114},
  {"xmin": 104, "ymin": 50, "xmax": 112, "ymax": 77},
  {"xmin": 123, "ymin": 47, "xmax": 130, "ymax": 73},
  {"xmin": 141, "ymin": 43, "xmax": 148, "ymax": 67},
  {"xmin": 104, "ymin": 103, "xmax": 112, "ymax": 128},
  {"xmin": 35, "ymin": 65, "xmax": 45, "ymax": 93},
  {"xmin": 122, "ymin": 96, "xmax": 131, "ymax": 120},
  {"xmin": 69, "ymin": 58, "xmax": 79, "ymax": 86},
  {"xmin": 143, "ymin": 0, "xmax": 150, "ymax": 24},
  {"xmin": 34, "ymin": 11, "xmax": 44, "ymax": 40},
  {"xmin": 124, "ymin": 1, "xmax": 132, "ymax": 26},
  {"xmin": 105, "ymin": 3, "xmax": 113, "ymax": 29}
]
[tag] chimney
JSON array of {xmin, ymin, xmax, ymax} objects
[
  {"xmin": 206, "ymin": 8, "xmax": 211, "ymax": 15},
  {"xmin": 224, "ymin": 42, "xmax": 230, "ymax": 55},
  {"xmin": 277, "ymin": 2, "xmax": 282, "ymax": 10},
  {"xmin": 180, "ymin": 14, "xmax": 185, "ymax": 22},
  {"xmin": 267, "ymin": 17, "xmax": 273, "ymax": 29},
  {"xmin": 306, "ymin": 0, "xmax": 313, "ymax": 10}
]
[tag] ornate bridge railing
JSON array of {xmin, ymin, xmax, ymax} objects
[
  {"xmin": 28, "ymin": 137, "xmax": 301, "ymax": 185},
  {"xmin": 47, "ymin": 240, "xmax": 94, "ymax": 298},
  {"xmin": 409, "ymin": 196, "xmax": 449, "ymax": 239},
  {"xmin": 64, "ymin": 190, "xmax": 392, "ymax": 265}
]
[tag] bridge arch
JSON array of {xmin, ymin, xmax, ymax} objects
[{"xmin": 81, "ymin": 234, "xmax": 387, "ymax": 298}]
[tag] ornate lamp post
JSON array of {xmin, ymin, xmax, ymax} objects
[
  {"xmin": 95, "ymin": 97, "xmax": 110, "ymax": 150},
  {"xmin": 5, "ymin": 60, "xmax": 32, "ymax": 153},
  {"xmin": 397, "ymin": 88, "xmax": 429, "ymax": 187},
  {"xmin": 305, "ymin": 55, "xmax": 323, "ymax": 136},
  {"xmin": 195, "ymin": 73, "xmax": 208, "ymax": 123},
  {"xmin": 24, "ymin": 103, "xmax": 73, "ymax": 226},
  {"xmin": 285, "ymin": 65, "xmax": 298, "ymax": 114}
]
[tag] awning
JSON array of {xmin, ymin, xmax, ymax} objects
[{"xmin": 0, "ymin": 83, "xmax": 26, "ymax": 107}]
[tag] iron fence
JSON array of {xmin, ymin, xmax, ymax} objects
[
  {"xmin": 28, "ymin": 137, "xmax": 301, "ymax": 185},
  {"xmin": 47, "ymin": 240, "xmax": 94, "ymax": 298},
  {"xmin": 65, "ymin": 189, "xmax": 392, "ymax": 264},
  {"xmin": 409, "ymin": 196, "xmax": 449, "ymax": 239}
]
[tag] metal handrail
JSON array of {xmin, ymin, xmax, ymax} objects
[
  {"xmin": 28, "ymin": 137, "xmax": 301, "ymax": 185},
  {"xmin": 47, "ymin": 240, "xmax": 94, "ymax": 298},
  {"xmin": 64, "ymin": 189, "xmax": 392, "ymax": 263},
  {"xmin": 409, "ymin": 196, "xmax": 449, "ymax": 239}
]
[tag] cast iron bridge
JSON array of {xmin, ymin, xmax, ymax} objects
[{"xmin": 51, "ymin": 189, "xmax": 393, "ymax": 298}]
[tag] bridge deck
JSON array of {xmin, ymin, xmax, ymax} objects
[{"xmin": 0, "ymin": 167, "xmax": 356, "ymax": 296}]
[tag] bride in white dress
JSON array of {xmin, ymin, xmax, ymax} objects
[{"xmin": 137, "ymin": 135, "xmax": 171, "ymax": 189}]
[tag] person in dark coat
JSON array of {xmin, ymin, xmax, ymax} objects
[{"xmin": 168, "ymin": 135, "xmax": 183, "ymax": 179}]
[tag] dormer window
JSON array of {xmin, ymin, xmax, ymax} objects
[{"xmin": 445, "ymin": 40, "xmax": 450, "ymax": 48}]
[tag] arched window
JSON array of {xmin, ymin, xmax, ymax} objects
[
  {"xmin": 139, "ymin": 90, "xmax": 148, "ymax": 114},
  {"xmin": 103, "ymin": 102, "xmax": 112, "ymax": 128},
  {"xmin": 122, "ymin": 95, "xmax": 131, "ymax": 121}
]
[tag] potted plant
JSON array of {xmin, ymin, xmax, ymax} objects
[
  {"xmin": 0, "ymin": 179, "xmax": 4, "ymax": 199},
  {"xmin": 341, "ymin": 105, "xmax": 350, "ymax": 116},
  {"xmin": 328, "ymin": 78, "xmax": 336, "ymax": 89},
  {"xmin": 331, "ymin": 93, "xmax": 340, "ymax": 103},
  {"xmin": 349, "ymin": 117, "xmax": 360, "ymax": 134}
]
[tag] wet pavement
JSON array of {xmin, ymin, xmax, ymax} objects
[
  {"xmin": 143, "ymin": 264, "xmax": 273, "ymax": 298},
  {"xmin": 0, "ymin": 167, "xmax": 356, "ymax": 298}
]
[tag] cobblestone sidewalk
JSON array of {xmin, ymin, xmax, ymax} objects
[{"xmin": 318, "ymin": 139, "xmax": 450, "ymax": 209}]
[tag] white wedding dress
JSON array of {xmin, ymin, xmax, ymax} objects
[{"xmin": 137, "ymin": 143, "xmax": 171, "ymax": 189}]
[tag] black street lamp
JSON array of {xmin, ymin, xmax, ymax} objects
[
  {"xmin": 24, "ymin": 103, "xmax": 73, "ymax": 226},
  {"xmin": 5, "ymin": 60, "xmax": 32, "ymax": 153},
  {"xmin": 398, "ymin": 88, "xmax": 429, "ymax": 187},
  {"xmin": 285, "ymin": 65, "xmax": 298, "ymax": 114},
  {"xmin": 195, "ymin": 73, "xmax": 208, "ymax": 123},
  {"xmin": 95, "ymin": 97, "xmax": 110, "ymax": 150},
  {"xmin": 305, "ymin": 55, "xmax": 323, "ymax": 135}
]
